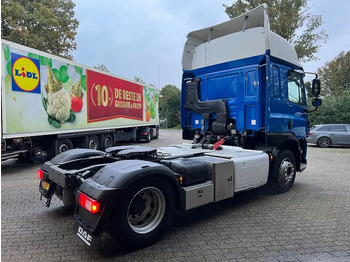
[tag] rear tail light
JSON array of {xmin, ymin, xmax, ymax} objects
[
  {"xmin": 309, "ymin": 132, "xmax": 313, "ymax": 135},
  {"xmin": 37, "ymin": 169, "xmax": 44, "ymax": 180},
  {"xmin": 141, "ymin": 132, "xmax": 148, "ymax": 136},
  {"xmin": 79, "ymin": 193, "xmax": 100, "ymax": 214}
]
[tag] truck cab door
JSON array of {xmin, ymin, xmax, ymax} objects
[{"xmin": 286, "ymin": 71, "xmax": 308, "ymax": 138}]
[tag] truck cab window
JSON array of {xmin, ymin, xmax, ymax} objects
[{"xmin": 287, "ymin": 71, "xmax": 305, "ymax": 105}]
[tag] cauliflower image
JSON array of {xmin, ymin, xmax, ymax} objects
[
  {"xmin": 46, "ymin": 88, "xmax": 71, "ymax": 123},
  {"xmin": 42, "ymin": 66, "xmax": 76, "ymax": 128}
]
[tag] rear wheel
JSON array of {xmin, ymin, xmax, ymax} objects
[
  {"xmin": 102, "ymin": 134, "xmax": 113, "ymax": 150},
  {"xmin": 57, "ymin": 139, "xmax": 73, "ymax": 154},
  {"xmin": 154, "ymin": 128, "xmax": 159, "ymax": 139},
  {"xmin": 317, "ymin": 137, "xmax": 331, "ymax": 148},
  {"xmin": 112, "ymin": 178, "xmax": 175, "ymax": 247},
  {"xmin": 272, "ymin": 150, "xmax": 296, "ymax": 194},
  {"xmin": 145, "ymin": 132, "xmax": 151, "ymax": 143},
  {"xmin": 87, "ymin": 136, "xmax": 99, "ymax": 150}
]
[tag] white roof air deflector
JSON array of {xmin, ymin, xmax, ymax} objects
[
  {"xmin": 182, "ymin": 4, "xmax": 301, "ymax": 71},
  {"xmin": 188, "ymin": 4, "xmax": 268, "ymax": 43}
]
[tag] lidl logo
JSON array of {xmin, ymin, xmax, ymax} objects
[{"xmin": 11, "ymin": 53, "xmax": 41, "ymax": 93}]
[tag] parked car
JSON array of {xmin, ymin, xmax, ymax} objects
[{"xmin": 307, "ymin": 124, "xmax": 350, "ymax": 148}]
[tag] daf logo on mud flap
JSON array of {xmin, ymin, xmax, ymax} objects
[{"xmin": 77, "ymin": 226, "xmax": 92, "ymax": 246}]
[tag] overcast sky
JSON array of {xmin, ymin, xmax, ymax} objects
[{"xmin": 72, "ymin": 0, "xmax": 350, "ymax": 89}]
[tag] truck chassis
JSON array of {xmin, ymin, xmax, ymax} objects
[{"xmin": 38, "ymin": 141, "xmax": 296, "ymax": 249}]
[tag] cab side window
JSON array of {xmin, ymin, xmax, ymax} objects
[{"xmin": 287, "ymin": 71, "xmax": 305, "ymax": 105}]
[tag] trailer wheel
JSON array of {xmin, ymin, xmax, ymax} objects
[
  {"xmin": 273, "ymin": 150, "xmax": 296, "ymax": 194},
  {"xmin": 102, "ymin": 134, "xmax": 113, "ymax": 150},
  {"xmin": 112, "ymin": 177, "xmax": 175, "ymax": 247},
  {"xmin": 87, "ymin": 136, "xmax": 99, "ymax": 150},
  {"xmin": 57, "ymin": 139, "xmax": 73, "ymax": 154}
]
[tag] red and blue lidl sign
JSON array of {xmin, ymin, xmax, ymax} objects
[{"xmin": 11, "ymin": 53, "xmax": 41, "ymax": 93}]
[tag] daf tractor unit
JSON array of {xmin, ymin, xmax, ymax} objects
[{"xmin": 37, "ymin": 4, "xmax": 321, "ymax": 250}]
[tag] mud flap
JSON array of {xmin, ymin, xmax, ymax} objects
[
  {"xmin": 73, "ymin": 222, "xmax": 102, "ymax": 249},
  {"xmin": 39, "ymin": 181, "xmax": 56, "ymax": 207}
]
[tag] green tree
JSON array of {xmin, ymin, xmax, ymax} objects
[
  {"xmin": 159, "ymin": 85, "xmax": 181, "ymax": 128},
  {"xmin": 224, "ymin": 0, "xmax": 327, "ymax": 62},
  {"xmin": 305, "ymin": 81, "xmax": 312, "ymax": 99},
  {"xmin": 317, "ymin": 51, "xmax": 350, "ymax": 96},
  {"xmin": 308, "ymin": 90, "xmax": 350, "ymax": 126},
  {"xmin": 1, "ymin": 0, "xmax": 79, "ymax": 59}
]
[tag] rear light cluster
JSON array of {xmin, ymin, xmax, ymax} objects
[
  {"xmin": 141, "ymin": 132, "xmax": 148, "ymax": 136},
  {"xmin": 37, "ymin": 169, "xmax": 44, "ymax": 180},
  {"xmin": 79, "ymin": 193, "xmax": 100, "ymax": 214},
  {"xmin": 309, "ymin": 132, "xmax": 313, "ymax": 135}
]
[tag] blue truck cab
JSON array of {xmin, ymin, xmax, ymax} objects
[{"xmin": 181, "ymin": 4, "xmax": 320, "ymax": 174}]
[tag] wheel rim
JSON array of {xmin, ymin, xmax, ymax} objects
[
  {"xmin": 319, "ymin": 137, "xmax": 330, "ymax": 147},
  {"xmin": 89, "ymin": 138, "xmax": 98, "ymax": 149},
  {"xmin": 279, "ymin": 158, "xmax": 295, "ymax": 184},
  {"xmin": 127, "ymin": 187, "xmax": 166, "ymax": 234},
  {"xmin": 58, "ymin": 143, "xmax": 69, "ymax": 153},
  {"xmin": 104, "ymin": 137, "xmax": 112, "ymax": 148}
]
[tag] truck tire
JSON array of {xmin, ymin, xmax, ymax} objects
[
  {"xmin": 317, "ymin": 137, "xmax": 331, "ymax": 148},
  {"xmin": 154, "ymin": 128, "xmax": 159, "ymax": 139},
  {"xmin": 102, "ymin": 134, "xmax": 113, "ymax": 150},
  {"xmin": 272, "ymin": 150, "xmax": 296, "ymax": 194},
  {"xmin": 145, "ymin": 132, "xmax": 152, "ymax": 143},
  {"xmin": 112, "ymin": 177, "xmax": 175, "ymax": 247},
  {"xmin": 57, "ymin": 139, "xmax": 73, "ymax": 154},
  {"xmin": 87, "ymin": 136, "xmax": 99, "ymax": 150}
]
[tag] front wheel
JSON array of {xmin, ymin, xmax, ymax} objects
[
  {"xmin": 112, "ymin": 178, "xmax": 175, "ymax": 247},
  {"xmin": 272, "ymin": 150, "xmax": 296, "ymax": 194}
]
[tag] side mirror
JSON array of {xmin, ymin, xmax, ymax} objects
[
  {"xmin": 312, "ymin": 78, "xmax": 321, "ymax": 97},
  {"xmin": 312, "ymin": 98, "xmax": 322, "ymax": 107}
]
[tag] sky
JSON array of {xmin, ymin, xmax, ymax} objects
[{"xmin": 72, "ymin": 0, "xmax": 350, "ymax": 89}]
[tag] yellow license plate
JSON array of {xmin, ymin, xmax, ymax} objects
[{"xmin": 42, "ymin": 181, "xmax": 50, "ymax": 190}]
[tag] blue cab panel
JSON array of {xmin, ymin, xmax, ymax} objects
[
  {"xmin": 181, "ymin": 55, "xmax": 265, "ymax": 135},
  {"xmin": 181, "ymin": 55, "xmax": 308, "ymax": 139}
]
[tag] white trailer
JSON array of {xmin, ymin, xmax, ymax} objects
[{"xmin": 1, "ymin": 40, "xmax": 159, "ymax": 161}]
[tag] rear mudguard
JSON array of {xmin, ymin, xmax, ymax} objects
[
  {"xmin": 74, "ymin": 159, "xmax": 181, "ymax": 247},
  {"xmin": 88, "ymin": 159, "xmax": 179, "ymax": 189}
]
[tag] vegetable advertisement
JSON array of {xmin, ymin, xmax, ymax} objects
[{"xmin": 2, "ymin": 43, "xmax": 159, "ymax": 136}]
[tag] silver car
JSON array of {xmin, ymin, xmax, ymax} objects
[{"xmin": 307, "ymin": 124, "xmax": 350, "ymax": 148}]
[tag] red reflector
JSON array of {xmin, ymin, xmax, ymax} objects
[
  {"xmin": 309, "ymin": 132, "xmax": 313, "ymax": 135},
  {"xmin": 37, "ymin": 169, "xmax": 44, "ymax": 180},
  {"xmin": 141, "ymin": 132, "xmax": 148, "ymax": 136},
  {"xmin": 79, "ymin": 193, "xmax": 100, "ymax": 214}
]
